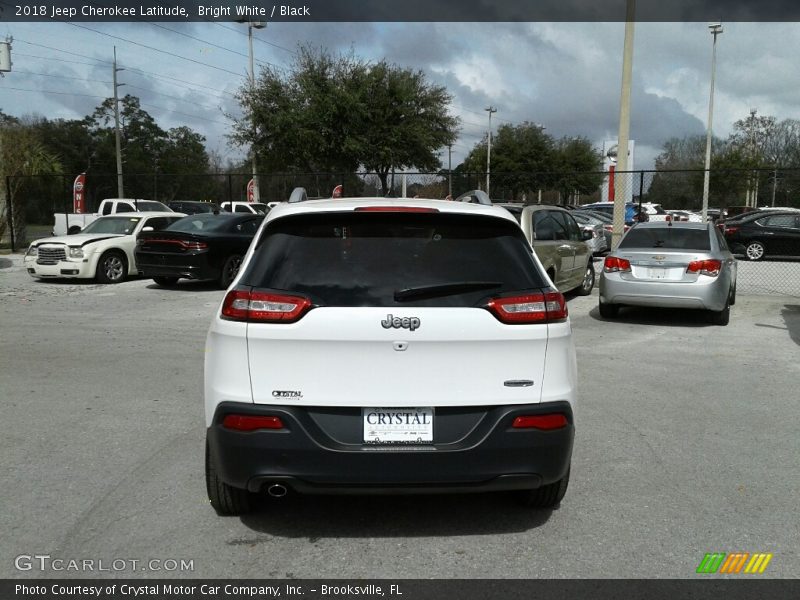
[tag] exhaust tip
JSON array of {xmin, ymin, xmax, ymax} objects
[{"xmin": 267, "ymin": 484, "xmax": 288, "ymax": 498}]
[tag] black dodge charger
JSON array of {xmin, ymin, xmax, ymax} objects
[{"xmin": 136, "ymin": 213, "xmax": 264, "ymax": 288}]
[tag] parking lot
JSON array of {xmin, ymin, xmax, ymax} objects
[{"xmin": 1, "ymin": 253, "xmax": 798, "ymax": 579}]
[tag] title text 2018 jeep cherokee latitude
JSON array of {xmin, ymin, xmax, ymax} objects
[{"xmin": 204, "ymin": 190, "xmax": 577, "ymax": 515}]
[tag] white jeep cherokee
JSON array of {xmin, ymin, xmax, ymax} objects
[{"xmin": 204, "ymin": 189, "xmax": 577, "ymax": 514}]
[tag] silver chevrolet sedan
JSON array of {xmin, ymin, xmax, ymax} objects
[{"xmin": 599, "ymin": 222, "xmax": 737, "ymax": 325}]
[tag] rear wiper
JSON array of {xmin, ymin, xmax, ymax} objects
[{"xmin": 394, "ymin": 281, "xmax": 503, "ymax": 302}]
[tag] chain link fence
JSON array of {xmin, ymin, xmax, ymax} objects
[{"xmin": 4, "ymin": 168, "xmax": 799, "ymax": 298}]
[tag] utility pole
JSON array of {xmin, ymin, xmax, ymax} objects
[
  {"xmin": 113, "ymin": 47, "xmax": 125, "ymax": 198},
  {"xmin": 1, "ymin": 37, "xmax": 13, "ymax": 247},
  {"xmin": 448, "ymin": 144, "xmax": 452, "ymax": 196},
  {"xmin": 612, "ymin": 0, "xmax": 635, "ymax": 250},
  {"xmin": 485, "ymin": 106, "xmax": 497, "ymax": 197},
  {"xmin": 236, "ymin": 19, "xmax": 266, "ymax": 202},
  {"xmin": 701, "ymin": 23, "xmax": 723, "ymax": 222}
]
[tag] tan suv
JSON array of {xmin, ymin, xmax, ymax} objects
[{"xmin": 500, "ymin": 204, "xmax": 595, "ymax": 295}]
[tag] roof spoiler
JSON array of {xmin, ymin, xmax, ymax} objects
[
  {"xmin": 454, "ymin": 190, "xmax": 492, "ymax": 206},
  {"xmin": 288, "ymin": 187, "xmax": 308, "ymax": 203}
]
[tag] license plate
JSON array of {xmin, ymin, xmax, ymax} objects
[
  {"xmin": 647, "ymin": 267, "xmax": 668, "ymax": 279},
  {"xmin": 362, "ymin": 407, "xmax": 434, "ymax": 444}
]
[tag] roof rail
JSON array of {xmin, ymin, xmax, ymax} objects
[
  {"xmin": 288, "ymin": 187, "xmax": 308, "ymax": 204},
  {"xmin": 454, "ymin": 190, "xmax": 492, "ymax": 206}
]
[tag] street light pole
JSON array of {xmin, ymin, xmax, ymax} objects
[
  {"xmin": 701, "ymin": 23, "xmax": 723, "ymax": 222},
  {"xmin": 485, "ymin": 106, "xmax": 497, "ymax": 196},
  {"xmin": 238, "ymin": 20, "xmax": 265, "ymax": 203}
]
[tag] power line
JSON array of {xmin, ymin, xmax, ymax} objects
[
  {"xmin": 14, "ymin": 52, "xmax": 107, "ymax": 67},
  {"xmin": 13, "ymin": 69, "xmax": 112, "ymax": 85},
  {"xmin": 210, "ymin": 21, "xmax": 297, "ymax": 55},
  {"xmin": 65, "ymin": 22, "xmax": 245, "ymax": 77},
  {"xmin": 15, "ymin": 38, "xmax": 111, "ymax": 65},
  {"xmin": 0, "ymin": 85, "xmax": 107, "ymax": 100}
]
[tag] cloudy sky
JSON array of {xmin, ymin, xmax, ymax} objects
[{"xmin": 2, "ymin": 18, "xmax": 799, "ymax": 171}]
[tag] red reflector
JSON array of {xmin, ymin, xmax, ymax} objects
[
  {"xmin": 724, "ymin": 226, "xmax": 738, "ymax": 235},
  {"xmin": 486, "ymin": 292, "xmax": 567, "ymax": 324},
  {"xmin": 603, "ymin": 256, "xmax": 631, "ymax": 273},
  {"xmin": 354, "ymin": 206, "xmax": 439, "ymax": 213},
  {"xmin": 222, "ymin": 414, "xmax": 284, "ymax": 431},
  {"xmin": 512, "ymin": 414, "xmax": 568, "ymax": 430},
  {"xmin": 221, "ymin": 290, "xmax": 312, "ymax": 322},
  {"xmin": 687, "ymin": 259, "xmax": 721, "ymax": 277}
]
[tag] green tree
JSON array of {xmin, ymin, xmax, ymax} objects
[
  {"xmin": 233, "ymin": 46, "xmax": 459, "ymax": 195},
  {"xmin": 0, "ymin": 122, "xmax": 63, "ymax": 246},
  {"xmin": 551, "ymin": 136, "xmax": 603, "ymax": 202}
]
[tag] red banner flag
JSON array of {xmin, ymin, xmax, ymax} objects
[
  {"xmin": 73, "ymin": 173, "xmax": 86, "ymax": 214},
  {"xmin": 246, "ymin": 179, "xmax": 255, "ymax": 202},
  {"xmin": 332, "ymin": 184, "xmax": 343, "ymax": 198}
]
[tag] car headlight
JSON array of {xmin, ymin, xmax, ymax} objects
[
  {"xmin": 26, "ymin": 245, "xmax": 38, "ymax": 257},
  {"xmin": 68, "ymin": 247, "xmax": 84, "ymax": 259}
]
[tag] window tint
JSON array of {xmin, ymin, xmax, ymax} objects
[
  {"xmin": 102, "ymin": 202, "xmax": 113, "ymax": 216},
  {"xmin": 117, "ymin": 203, "xmax": 137, "ymax": 213},
  {"xmin": 235, "ymin": 219, "xmax": 261, "ymax": 234},
  {"xmin": 167, "ymin": 214, "xmax": 232, "ymax": 232},
  {"xmin": 760, "ymin": 215, "xmax": 797, "ymax": 228},
  {"xmin": 234, "ymin": 205, "xmax": 250, "ymax": 213},
  {"xmin": 145, "ymin": 217, "xmax": 180, "ymax": 231},
  {"xmin": 619, "ymin": 227, "xmax": 711, "ymax": 251},
  {"xmin": 549, "ymin": 211, "xmax": 571, "ymax": 241},
  {"xmin": 533, "ymin": 211, "xmax": 556, "ymax": 241},
  {"xmin": 242, "ymin": 213, "xmax": 546, "ymax": 307}
]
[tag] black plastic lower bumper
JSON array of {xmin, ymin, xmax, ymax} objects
[{"xmin": 207, "ymin": 401, "xmax": 574, "ymax": 495}]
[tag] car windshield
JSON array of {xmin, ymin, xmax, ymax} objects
[
  {"xmin": 81, "ymin": 217, "xmax": 141, "ymax": 235},
  {"xmin": 619, "ymin": 227, "xmax": 711, "ymax": 251},
  {"xmin": 243, "ymin": 212, "xmax": 545, "ymax": 307},
  {"xmin": 166, "ymin": 214, "xmax": 233, "ymax": 232}
]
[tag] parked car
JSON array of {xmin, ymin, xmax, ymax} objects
[
  {"xmin": 53, "ymin": 198, "xmax": 173, "ymax": 236},
  {"xmin": 499, "ymin": 204, "xmax": 595, "ymax": 295},
  {"xmin": 666, "ymin": 210, "xmax": 703, "ymax": 223},
  {"xmin": 26, "ymin": 212, "xmax": 184, "ymax": 283},
  {"xmin": 220, "ymin": 201, "xmax": 270, "ymax": 215},
  {"xmin": 722, "ymin": 211, "xmax": 800, "ymax": 261},
  {"xmin": 204, "ymin": 189, "xmax": 577, "ymax": 514},
  {"xmin": 580, "ymin": 201, "xmax": 639, "ymax": 225},
  {"xmin": 571, "ymin": 211, "xmax": 610, "ymax": 254},
  {"xmin": 636, "ymin": 203, "xmax": 670, "ymax": 222},
  {"xmin": 167, "ymin": 201, "xmax": 221, "ymax": 215},
  {"xmin": 136, "ymin": 213, "xmax": 265, "ymax": 288},
  {"xmin": 599, "ymin": 221, "xmax": 737, "ymax": 325}
]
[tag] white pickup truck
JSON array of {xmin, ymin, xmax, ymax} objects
[
  {"xmin": 220, "ymin": 201, "xmax": 270, "ymax": 215},
  {"xmin": 53, "ymin": 198, "xmax": 173, "ymax": 236}
]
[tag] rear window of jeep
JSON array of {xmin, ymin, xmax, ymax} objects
[{"xmin": 241, "ymin": 212, "xmax": 546, "ymax": 307}]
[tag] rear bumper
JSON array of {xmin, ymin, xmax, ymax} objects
[
  {"xmin": 207, "ymin": 401, "xmax": 574, "ymax": 495},
  {"xmin": 600, "ymin": 273, "xmax": 730, "ymax": 311},
  {"xmin": 135, "ymin": 252, "xmax": 215, "ymax": 280}
]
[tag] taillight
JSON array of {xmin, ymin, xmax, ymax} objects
[
  {"xmin": 512, "ymin": 414, "xmax": 568, "ymax": 430},
  {"xmin": 221, "ymin": 290, "xmax": 312, "ymax": 323},
  {"xmin": 486, "ymin": 292, "xmax": 567, "ymax": 324},
  {"xmin": 183, "ymin": 241, "xmax": 208, "ymax": 250},
  {"xmin": 603, "ymin": 256, "xmax": 632, "ymax": 273},
  {"xmin": 724, "ymin": 226, "xmax": 738, "ymax": 236},
  {"xmin": 687, "ymin": 259, "xmax": 722, "ymax": 277},
  {"xmin": 222, "ymin": 414, "xmax": 285, "ymax": 431}
]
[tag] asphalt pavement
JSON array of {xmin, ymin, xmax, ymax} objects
[{"xmin": 1, "ymin": 254, "xmax": 798, "ymax": 579}]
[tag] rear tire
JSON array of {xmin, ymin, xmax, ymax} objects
[
  {"xmin": 711, "ymin": 300, "xmax": 730, "ymax": 326},
  {"xmin": 205, "ymin": 441, "xmax": 252, "ymax": 516},
  {"xmin": 153, "ymin": 276, "xmax": 179, "ymax": 287},
  {"xmin": 96, "ymin": 251, "xmax": 127, "ymax": 284},
  {"xmin": 516, "ymin": 468, "xmax": 570, "ymax": 508},
  {"xmin": 218, "ymin": 254, "xmax": 242, "ymax": 289},
  {"xmin": 745, "ymin": 241, "xmax": 765, "ymax": 261},
  {"xmin": 729, "ymin": 283, "xmax": 737, "ymax": 306},
  {"xmin": 599, "ymin": 300, "xmax": 619, "ymax": 319},
  {"xmin": 576, "ymin": 263, "xmax": 595, "ymax": 296}
]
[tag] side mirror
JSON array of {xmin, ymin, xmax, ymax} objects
[
  {"xmin": 582, "ymin": 230, "xmax": 593, "ymax": 241},
  {"xmin": 141, "ymin": 226, "xmax": 154, "ymax": 232}
]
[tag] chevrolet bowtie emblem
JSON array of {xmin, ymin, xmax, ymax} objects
[{"xmin": 652, "ymin": 255, "xmax": 666, "ymax": 260}]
